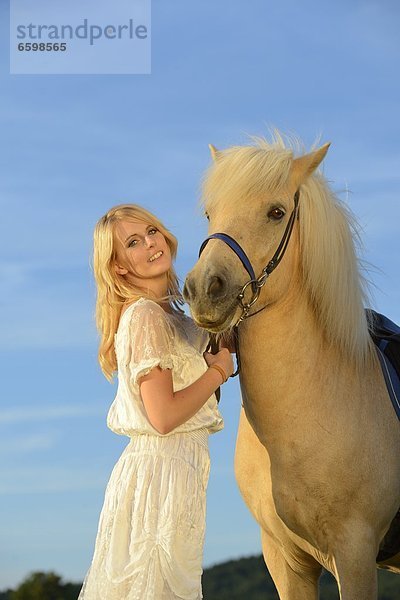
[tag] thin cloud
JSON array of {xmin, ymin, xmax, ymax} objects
[
  {"xmin": 0, "ymin": 465, "xmax": 108, "ymax": 495},
  {"xmin": 0, "ymin": 404, "xmax": 104, "ymax": 425},
  {"xmin": 0, "ymin": 433, "xmax": 57, "ymax": 454}
]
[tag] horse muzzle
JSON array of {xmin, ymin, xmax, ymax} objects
[{"xmin": 183, "ymin": 268, "xmax": 242, "ymax": 331}]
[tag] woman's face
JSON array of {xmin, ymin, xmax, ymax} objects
[{"xmin": 114, "ymin": 219, "xmax": 172, "ymax": 283}]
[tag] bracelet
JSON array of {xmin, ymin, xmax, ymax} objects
[{"xmin": 209, "ymin": 364, "xmax": 227, "ymax": 384}]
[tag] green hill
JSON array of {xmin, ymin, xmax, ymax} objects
[
  {"xmin": 203, "ymin": 555, "xmax": 399, "ymax": 599},
  {"xmin": 1, "ymin": 556, "xmax": 398, "ymax": 599}
]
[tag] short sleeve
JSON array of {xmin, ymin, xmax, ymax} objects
[{"xmin": 124, "ymin": 302, "xmax": 174, "ymax": 387}]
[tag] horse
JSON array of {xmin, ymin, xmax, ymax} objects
[{"xmin": 183, "ymin": 135, "xmax": 400, "ymax": 599}]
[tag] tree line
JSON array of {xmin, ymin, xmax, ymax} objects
[{"xmin": 1, "ymin": 554, "xmax": 398, "ymax": 599}]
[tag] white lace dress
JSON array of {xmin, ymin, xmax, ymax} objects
[{"xmin": 78, "ymin": 298, "xmax": 224, "ymax": 600}]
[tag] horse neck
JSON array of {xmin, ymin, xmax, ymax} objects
[{"xmin": 238, "ymin": 283, "xmax": 355, "ymax": 443}]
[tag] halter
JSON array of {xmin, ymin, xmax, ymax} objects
[{"xmin": 198, "ymin": 189, "xmax": 300, "ymax": 378}]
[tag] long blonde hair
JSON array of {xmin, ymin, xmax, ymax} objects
[{"xmin": 92, "ymin": 204, "xmax": 184, "ymax": 382}]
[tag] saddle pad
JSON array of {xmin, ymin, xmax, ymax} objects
[
  {"xmin": 367, "ymin": 309, "xmax": 400, "ymax": 421},
  {"xmin": 367, "ymin": 310, "xmax": 400, "ymax": 563},
  {"xmin": 376, "ymin": 348, "xmax": 400, "ymax": 420}
]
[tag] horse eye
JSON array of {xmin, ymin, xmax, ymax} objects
[
  {"xmin": 204, "ymin": 212, "xmax": 210, "ymax": 222},
  {"xmin": 268, "ymin": 207, "xmax": 285, "ymax": 221}
]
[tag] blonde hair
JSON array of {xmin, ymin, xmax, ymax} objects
[{"xmin": 92, "ymin": 203, "xmax": 184, "ymax": 382}]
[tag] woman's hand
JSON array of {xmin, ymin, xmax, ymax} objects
[{"xmin": 203, "ymin": 347, "xmax": 234, "ymax": 380}]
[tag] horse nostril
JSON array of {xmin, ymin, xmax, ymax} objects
[
  {"xmin": 183, "ymin": 278, "xmax": 196, "ymax": 302},
  {"xmin": 207, "ymin": 275, "xmax": 225, "ymax": 299}
]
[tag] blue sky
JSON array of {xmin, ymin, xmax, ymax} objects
[{"xmin": 1, "ymin": 0, "xmax": 399, "ymax": 590}]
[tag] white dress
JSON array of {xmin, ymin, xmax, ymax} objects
[{"xmin": 78, "ymin": 298, "xmax": 224, "ymax": 600}]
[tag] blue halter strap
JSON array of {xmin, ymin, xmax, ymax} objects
[{"xmin": 198, "ymin": 233, "xmax": 258, "ymax": 293}]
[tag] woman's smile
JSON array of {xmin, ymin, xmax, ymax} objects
[{"xmin": 148, "ymin": 250, "xmax": 164, "ymax": 262}]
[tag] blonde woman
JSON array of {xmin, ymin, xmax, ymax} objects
[{"xmin": 78, "ymin": 204, "xmax": 233, "ymax": 600}]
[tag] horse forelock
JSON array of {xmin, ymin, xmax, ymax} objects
[
  {"xmin": 201, "ymin": 142, "xmax": 293, "ymax": 214},
  {"xmin": 200, "ymin": 132, "xmax": 375, "ymax": 370}
]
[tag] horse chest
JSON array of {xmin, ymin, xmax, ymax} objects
[{"xmin": 236, "ymin": 408, "xmax": 330, "ymax": 551}]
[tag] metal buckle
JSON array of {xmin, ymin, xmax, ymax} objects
[{"xmin": 237, "ymin": 280, "xmax": 260, "ymax": 308}]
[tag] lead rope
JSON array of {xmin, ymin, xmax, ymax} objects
[
  {"xmin": 205, "ymin": 334, "xmax": 222, "ymax": 402},
  {"xmin": 205, "ymin": 327, "xmax": 240, "ymax": 403}
]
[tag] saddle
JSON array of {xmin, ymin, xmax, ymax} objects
[
  {"xmin": 366, "ymin": 309, "xmax": 400, "ymax": 563},
  {"xmin": 367, "ymin": 309, "xmax": 400, "ymax": 420}
]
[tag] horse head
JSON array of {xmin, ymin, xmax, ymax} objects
[{"xmin": 183, "ymin": 138, "xmax": 330, "ymax": 333}]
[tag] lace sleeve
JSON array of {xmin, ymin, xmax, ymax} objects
[{"xmin": 124, "ymin": 301, "xmax": 174, "ymax": 387}]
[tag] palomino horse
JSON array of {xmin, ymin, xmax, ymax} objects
[{"xmin": 183, "ymin": 136, "xmax": 400, "ymax": 599}]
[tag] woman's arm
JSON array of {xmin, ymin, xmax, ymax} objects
[{"xmin": 139, "ymin": 348, "xmax": 233, "ymax": 434}]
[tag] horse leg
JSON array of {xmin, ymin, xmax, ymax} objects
[
  {"xmin": 260, "ymin": 529, "xmax": 321, "ymax": 600},
  {"xmin": 333, "ymin": 542, "xmax": 378, "ymax": 600}
]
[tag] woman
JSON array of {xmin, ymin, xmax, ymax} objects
[{"xmin": 78, "ymin": 204, "xmax": 234, "ymax": 599}]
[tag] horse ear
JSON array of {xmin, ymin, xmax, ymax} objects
[
  {"xmin": 208, "ymin": 144, "xmax": 220, "ymax": 162},
  {"xmin": 290, "ymin": 143, "xmax": 331, "ymax": 187}
]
